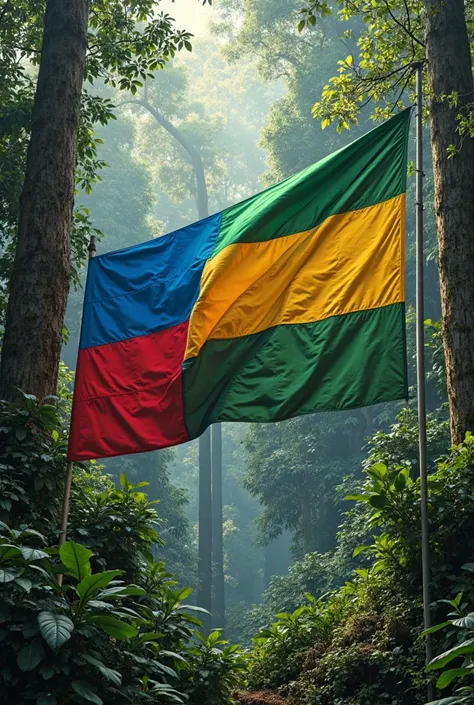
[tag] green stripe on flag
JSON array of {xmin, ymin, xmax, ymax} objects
[
  {"xmin": 182, "ymin": 303, "xmax": 407, "ymax": 439},
  {"xmin": 213, "ymin": 109, "xmax": 411, "ymax": 257}
]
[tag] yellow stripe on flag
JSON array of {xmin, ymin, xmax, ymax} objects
[{"xmin": 185, "ymin": 194, "xmax": 405, "ymax": 361}]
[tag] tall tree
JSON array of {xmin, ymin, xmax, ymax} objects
[
  {"xmin": 0, "ymin": 0, "xmax": 192, "ymax": 401},
  {"xmin": 0, "ymin": 0, "xmax": 89, "ymax": 401},
  {"xmin": 300, "ymin": 0, "xmax": 474, "ymax": 442},
  {"xmin": 424, "ymin": 0, "xmax": 474, "ymax": 442}
]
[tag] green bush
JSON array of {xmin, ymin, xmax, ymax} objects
[
  {"xmin": 0, "ymin": 396, "xmax": 247, "ymax": 705},
  {"xmin": 245, "ymin": 417, "xmax": 474, "ymax": 705}
]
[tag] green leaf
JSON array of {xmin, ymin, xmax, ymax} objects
[
  {"xmin": 0, "ymin": 544, "xmax": 21, "ymax": 560},
  {"xmin": 394, "ymin": 472, "xmax": 406, "ymax": 491},
  {"xmin": 81, "ymin": 654, "xmax": 122, "ymax": 686},
  {"xmin": 421, "ymin": 621, "xmax": 452, "ymax": 637},
  {"xmin": 176, "ymin": 587, "xmax": 193, "ymax": 601},
  {"xmin": 344, "ymin": 494, "xmax": 369, "ymax": 502},
  {"xmin": 40, "ymin": 663, "xmax": 55, "ymax": 680},
  {"xmin": 59, "ymin": 542, "xmax": 92, "ymax": 581},
  {"xmin": 87, "ymin": 614, "xmax": 137, "ymax": 640},
  {"xmin": 0, "ymin": 568, "xmax": 18, "ymax": 583},
  {"xmin": 427, "ymin": 639, "xmax": 474, "ymax": 670},
  {"xmin": 76, "ymin": 570, "xmax": 123, "ymax": 602},
  {"xmin": 38, "ymin": 612, "xmax": 74, "ymax": 649},
  {"xmin": 17, "ymin": 639, "xmax": 44, "ymax": 671},
  {"xmin": 100, "ymin": 585, "xmax": 146, "ymax": 598},
  {"xmin": 20, "ymin": 547, "xmax": 49, "ymax": 561},
  {"xmin": 436, "ymin": 667, "xmax": 472, "ymax": 689},
  {"xmin": 353, "ymin": 545, "xmax": 370, "ymax": 557},
  {"xmin": 72, "ymin": 681, "xmax": 103, "ymax": 705},
  {"xmin": 369, "ymin": 493, "xmax": 387, "ymax": 509},
  {"xmin": 367, "ymin": 462, "xmax": 388, "ymax": 479},
  {"xmin": 15, "ymin": 578, "xmax": 33, "ymax": 592},
  {"xmin": 452, "ymin": 614, "xmax": 474, "ymax": 629},
  {"xmin": 119, "ymin": 473, "xmax": 130, "ymax": 490}
]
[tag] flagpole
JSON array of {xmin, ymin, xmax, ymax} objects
[
  {"xmin": 58, "ymin": 234, "xmax": 97, "ymax": 561},
  {"xmin": 414, "ymin": 61, "xmax": 433, "ymax": 700},
  {"xmin": 212, "ymin": 423, "xmax": 225, "ymax": 631}
]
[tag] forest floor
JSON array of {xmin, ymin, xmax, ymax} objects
[{"xmin": 234, "ymin": 692, "xmax": 289, "ymax": 705}]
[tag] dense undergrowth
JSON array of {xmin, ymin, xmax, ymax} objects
[
  {"xmin": 239, "ymin": 411, "xmax": 474, "ymax": 705},
  {"xmin": 0, "ymin": 395, "xmax": 246, "ymax": 705},
  {"xmin": 3, "ymin": 393, "xmax": 474, "ymax": 705}
]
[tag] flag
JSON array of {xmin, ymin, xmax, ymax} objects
[{"xmin": 68, "ymin": 109, "xmax": 411, "ymax": 461}]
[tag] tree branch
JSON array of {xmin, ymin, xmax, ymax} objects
[
  {"xmin": 117, "ymin": 92, "xmax": 209, "ymax": 219},
  {"xmin": 383, "ymin": 0, "xmax": 425, "ymax": 48}
]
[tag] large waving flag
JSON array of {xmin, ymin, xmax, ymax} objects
[{"xmin": 68, "ymin": 109, "xmax": 411, "ymax": 461}]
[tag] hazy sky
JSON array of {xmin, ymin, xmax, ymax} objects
[{"xmin": 161, "ymin": 0, "xmax": 214, "ymax": 37}]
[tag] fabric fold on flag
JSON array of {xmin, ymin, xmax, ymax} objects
[{"xmin": 68, "ymin": 108, "xmax": 411, "ymax": 461}]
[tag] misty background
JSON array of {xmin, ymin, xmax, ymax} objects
[{"xmin": 61, "ymin": 0, "xmax": 440, "ymax": 645}]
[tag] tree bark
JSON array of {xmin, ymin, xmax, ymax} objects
[
  {"xmin": 424, "ymin": 0, "xmax": 474, "ymax": 442},
  {"xmin": 0, "ymin": 0, "xmax": 89, "ymax": 401}
]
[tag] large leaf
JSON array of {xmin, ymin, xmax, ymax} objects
[
  {"xmin": 421, "ymin": 621, "xmax": 452, "ymax": 637},
  {"xmin": 17, "ymin": 639, "xmax": 44, "ymax": 671},
  {"xmin": 19, "ymin": 547, "xmax": 49, "ymax": 561},
  {"xmin": 76, "ymin": 571, "xmax": 123, "ymax": 602},
  {"xmin": 0, "ymin": 568, "xmax": 18, "ymax": 583},
  {"xmin": 87, "ymin": 614, "xmax": 137, "ymax": 640},
  {"xmin": 99, "ymin": 585, "xmax": 146, "ymax": 598},
  {"xmin": 0, "ymin": 543, "xmax": 21, "ymax": 561},
  {"xmin": 452, "ymin": 614, "xmax": 474, "ymax": 629},
  {"xmin": 352, "ymin": 545, "xmax": 370, "ymax": 558},
  {"xmin": 38, "ymin": 611, "xmax": 74, "ymax": 649},
  {"xmin": 71, "ymin": 681, "xmax": 103, "ymax": 705},
  {"xmin": 81, "ymin": 654, "xmax": 122, "ymax": 686},
  {"xmin": 59, "ymin": 542, "xmax": 92, "ymax": 581},
  {"xmin": 427, "ymin": 639, "xmax": 474, "ymax": 670},
  {"xmin": 368, "ymin": 493, "xmax": 387, "ymax": 509},
  {"xmin": 394, "ymin": 472, "xmax": 407, "ymax": 491},
  {"xmin": 15, "ymin": 578, "xmax": 33, "ymax": 592},
  {"xmin": 437, "ymin": 667, "xmax": 472, "ymax": 689}
]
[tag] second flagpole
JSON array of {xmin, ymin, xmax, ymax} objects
[{"xmin": 57, "ymin": 234, "xmax": 97, "ymax": 582}]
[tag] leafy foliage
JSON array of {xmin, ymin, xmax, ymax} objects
[
  {"xmin": 424, "ymin": 571, "xmax": 474, "ymax": 704},
  {"xmin": 0, "ymin": 396, "xmax": 246, "ymax": 704},
  {"xmin": 243, "ymin": 413, "xmax": 474, "ymax": 704}
]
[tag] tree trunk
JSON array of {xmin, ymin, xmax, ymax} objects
[
  {"xmin": 133, "ymin": 96, "xmax": 209, "ymax": 220},
  {"xmin": 0, "ymin": 0, "xmax": 89, "ymax": 401},
  {"xmin": 424, "ymin": 0, "xmax": 474, "ymax": 442}
]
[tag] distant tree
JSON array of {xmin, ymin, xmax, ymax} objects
[
  {"xmin": 0, "ymin": 0, "xmax": 192, "ymax": 401},
  {"xmin": 244, "ymin": 411, "xmax": 372, "ymax": 559}
]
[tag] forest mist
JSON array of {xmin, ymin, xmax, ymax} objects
[{"xmin": 56, "ymin": 0, "xmax": 442, "ymax": 646}]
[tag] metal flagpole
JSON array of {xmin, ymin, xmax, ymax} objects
[
  {"xmin": 414, "ymin": 61, "xmax": 433, "ymax": 701},
  {"xmin": 57, "ymin": 235, "xmax": 97, "ymax": 581},
  {"xmin": 212, "ymin": 423, "xmax": 225, "ymax": 631},
  {"xmin": 198, "ymin": 428, "xmax": 212, "ymax": 634}
]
